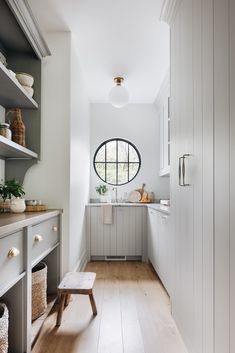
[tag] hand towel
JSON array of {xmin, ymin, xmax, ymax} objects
[{"xmin": 101, "ymin": 204, "xmax": 113, "ymax": 224}]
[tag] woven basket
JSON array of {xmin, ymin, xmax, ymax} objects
[
  {"xmin": 32, "ymin": 262, "xmax": 47, "ymax": 321},
  {"xmin": 0, "ymin": 303, "xmax": 9, "ymax": 353}
]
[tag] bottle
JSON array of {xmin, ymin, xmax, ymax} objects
[{"xmin": 8, "ymin": 109, "xmax": 26, "ymax": 147}]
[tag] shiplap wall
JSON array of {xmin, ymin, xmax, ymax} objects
[
  {"xmin": 166, "ymin": 0, "xmax": 235, "ymax": 352},
  {"xmin": 214, "ymin": 0, "xmax": 235, "ymax": 352},
  {"xmin": 86, "ymin": 206, "xmax": 146, "ymax": 259}
]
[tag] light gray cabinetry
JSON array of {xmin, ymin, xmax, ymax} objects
[
  {"xmin": 0, "ymin": 210, "xmax": 62, "ymax": 353},
  {"xmin": 155, "ymin": 71, "xmax": 170, "ymax": 176},
  {"xmin": 86, "ymin": 206, "xmax": 146, "ymax": 260},
  {"xmin": 31, "ymin": 217, "xmax": 59, "ymax": 266},
  {"xmin": 0, "ymin": 0, "xmax": 50, "ymax": 183},
  {"xmin": 0, "ymin": 230, "xmax": 24, "ymax": 292},
  {"xmin": 147, "ymin": 208, "xmax": 172, "ymax": 294},
  {"xmin": 161, "ymin": 0, "xmax": 235, "ymax": 351}
]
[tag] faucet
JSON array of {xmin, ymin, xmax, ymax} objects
[{"xmin": 112, "ymin": 187, "xmax": 118, "ymax": 203}]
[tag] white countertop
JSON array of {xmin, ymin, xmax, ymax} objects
[{"xmin": 86, "ymin": 203, "xmax": 170, "ymax": 215}]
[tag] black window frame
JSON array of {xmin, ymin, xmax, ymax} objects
[{"xmin": 93, "ymin": 138, "xmax": 141, "ymax": 186}]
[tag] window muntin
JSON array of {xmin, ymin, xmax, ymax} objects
[{"xmin": 94, "ymin": 138, "xmax": 141, "ymax": 186}]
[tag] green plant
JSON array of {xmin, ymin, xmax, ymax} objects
[
  {"xmin": 95, "ymin": 184, "xmax": 108, "ymax": 196},
  {"xmin": 0, "ymin": 179, "xmax": 25, "ymax": 202}
]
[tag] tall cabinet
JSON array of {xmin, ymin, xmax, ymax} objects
[{"xmin": 161, "ymin": 0, "xmax": 235, "ymax": 352}]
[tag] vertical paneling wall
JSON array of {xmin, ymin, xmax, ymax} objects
[{"xmin": 214, "ymin": 0, "xmax": 235, "ymax": 352}]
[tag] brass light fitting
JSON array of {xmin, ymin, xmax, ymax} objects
[{"xmin": 114, "ymin": 77, "xmax": 124, "ymax": 86}]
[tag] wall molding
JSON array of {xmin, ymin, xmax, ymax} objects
[
  {"xmin": 6, "ymin": 0, "xmax": 51, "ymax": 59},
  {"xmin": 160, "ymin": 0, "xmax": 182, "ymax": 25}
]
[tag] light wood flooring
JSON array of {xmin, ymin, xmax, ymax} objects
[{"xmin": 32, "ymin": 261, "xmax": 188, "ymax": 353}]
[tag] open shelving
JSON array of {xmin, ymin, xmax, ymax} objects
[
  {"xmin": 0, "ymin": 61, "xmax": 38, "ymax": 109},
  {"xmin": 0, "ymin": 135, "xmax": 38, "ymax": 159}
]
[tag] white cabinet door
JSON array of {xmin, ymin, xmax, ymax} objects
[
  {"xmin": 158, "ymin": 213, "xmax": 172, "ymax": 294},
  {"xmin": 88, "ymin": 206, "xmax": 144, "ymax": 257},
  {"xmin": 89, "ymin": 206, "xmax": 117, "ymax": 256},
  {"xmin": 156, "ymin": 72, "xmax": 170, "ymax": 176},
  {"xmin": 116, "ymin": 206, "xmax": 143, "ymax": 256},
  {"xmin": 147, "ymin": 208, "xmax": 158, "ymax": 269},
  {"xmin": 147, "ymin": 208, "xmax": 173, "ymax": 295}
]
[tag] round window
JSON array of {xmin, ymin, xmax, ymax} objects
[{"xmin": 93, "ymin": 138, "xmax": 141, "ymax": 186}]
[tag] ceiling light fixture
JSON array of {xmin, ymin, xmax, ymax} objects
[{"xmin": 109, "ymin": 77, "xmax": 129, "ymax": 108}]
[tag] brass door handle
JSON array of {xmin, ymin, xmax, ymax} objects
[
  {"xmin": 8, "ymin": 247, "xmax": 20, "ymax": 258},
  {"xmin": 35, "ymin": 234, "xmax": 43, "ymax": 242}
]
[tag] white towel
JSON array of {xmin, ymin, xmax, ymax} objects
[{"xmin": 101, "ymin": 204, "xmax": 113, "ymax": 224}]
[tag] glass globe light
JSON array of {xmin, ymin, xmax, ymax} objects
[{"xmin": 109, "ymin": 77, "xmax": 129, "ymax": 108}]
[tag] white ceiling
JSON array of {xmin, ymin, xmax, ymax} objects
[{"xmin": 28, "ymin": 0, "xmax": 169, "ymax": 103}]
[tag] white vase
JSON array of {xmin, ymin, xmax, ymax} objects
[
  {"xmin": 100, "ymin": 195, "xmax": 107, "ymax": 203},
  {"xmin": 11, "ymin": 198, "xmax": 26, "ymax": 213}
]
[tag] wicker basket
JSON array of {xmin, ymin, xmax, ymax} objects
[
  {"xmin": 0, "ymin": 303, "xmax": 9, "ymax": 353},
  {"xmin": 32, "ymin": 262, "xmax": 47, "ymax": 321}
]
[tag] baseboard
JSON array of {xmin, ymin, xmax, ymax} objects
[{"xmin": 72, "ymin": 250, "xmax": 88, "ymax": 272}]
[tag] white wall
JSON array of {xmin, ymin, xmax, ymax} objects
[
  {"xmin": 69, "ymin": 35, "xmax": 90, "ymax": 271},
  {"xmin": 24, "ymin": 32, "xmax": 71, "ymax": 273},
  {"xmin": 90, "ymin": 103, "xmax": 170, "ymax": 201},
  {"xmin": 24, "ymin": 32, "xmax": 90, "ymax": 274}
]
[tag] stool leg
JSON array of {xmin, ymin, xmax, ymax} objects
[
  {"xmin": 89, "ymin": 292, "xmax": 97, "ymax": 315},
  {"xmin": 56, "ymin": 294, "xmax": 66, "ymax": 326},
  {"xmin": 64, "ymin": 294, "xmax": 71, "ymax": 307}
]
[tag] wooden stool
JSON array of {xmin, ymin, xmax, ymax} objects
[{"xmin": 56, "ymin": 272, "xmax": 97, "ymax": 326}]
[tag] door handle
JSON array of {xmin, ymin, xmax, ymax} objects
[
  {"xmin": 182, "ymin": 154, "xmax": 191, "ymax": 186},
  {"xmin": 178, "ymin": 157, "xmax": 183, "ymax": 186}
]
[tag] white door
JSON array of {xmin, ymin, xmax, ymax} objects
[{"xmin": 170, "ymin": 0, "xmax": 199, "ymax": 350}]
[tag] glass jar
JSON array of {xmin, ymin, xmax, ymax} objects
[{"xmin": 0, "ymin": 123, "xmax": 12, "ymax": 140}]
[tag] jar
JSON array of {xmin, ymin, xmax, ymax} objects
[
  {"xmin": 11, "ymin": 198, "xmax": 26, "ymax": 213},
  {"xmin": 0, "ymin": 123, "xmax": 12, "ymax": 140}
]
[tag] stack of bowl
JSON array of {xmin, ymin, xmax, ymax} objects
[{"xmin": 16, "ymin": 72, "xmax": 34, "ymax": 98}]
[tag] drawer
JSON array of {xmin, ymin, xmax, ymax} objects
[
  {"xmin": 31, "ymin": 216, "xmax": 59, "ymax": 264},
  {"xmin": 0, "ymin": 231, "xmax": 24, "ymax": 291}
]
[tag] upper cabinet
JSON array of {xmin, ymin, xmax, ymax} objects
[
  {"xmin": 0, "ymin": 0, "xmax": 50, "ymax": 183},
  {"xmin": 155, "ymin": 71, "xmax": 170, "ymax": 176}
]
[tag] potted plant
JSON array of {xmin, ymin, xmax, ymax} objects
[
  {"xmin": 95, "ymin": 184, "xmax": 109, "ymax": 203},
  {"xmin": 0, "ymin": 178, "xmax": 26, "ymax": 213}
]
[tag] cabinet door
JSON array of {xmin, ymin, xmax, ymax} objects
[
  {"xmin": 171, "ymin": 0, "xmax": 203, "ymax": 351},
  {"xmin": 147, "ymin": 209, "xmax": 159, "ymax": 270},
  {"xmin": 90, "ymin": 206, "xmax": 117, "ymax": 256},
  {"xmin": 116, "ymin": 206, "xmax": 143, "ymax": 256},
  {"xmin": 157, "ymin": 73, "xmax": 170, "ymax": 177},
  {"xmin": 158, "ymin": 213, "xmax": 171, "ymax": 293}
]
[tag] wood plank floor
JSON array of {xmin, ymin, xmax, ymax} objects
[{"xmin": 32, "ymin": 262, "xmax": 188, "ymax": 353}]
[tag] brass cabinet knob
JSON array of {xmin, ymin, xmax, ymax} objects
[
  {"xmin": 52, "ymin": 226, "xmax": 58, "ymax": 232},
  {"xmin": 8, "ymin": 247, "xmax": 20, "ymax": 258},
  {"xmin": 35, "ymin": 234, "xmax": 43, "ymax": 242}
]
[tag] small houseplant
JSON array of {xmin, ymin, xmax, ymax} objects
[
  {"xmin": 0, "ymin": 179, "xmax": 26, "ymax": 213},
  {"xmin": 95, "ymin": 184, "xmax": 108, "ymax": 203}
]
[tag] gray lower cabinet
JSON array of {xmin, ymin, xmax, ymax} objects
[
  {"xmin": 147, "ymin": 208, "xmax": 172, "ymax": 295},
  {"xmin": 86, "ymin": 206, "xmax": 147, "ymax": 260},
  {"xmin": 0, "ymin": 210, "xmax": 62, "ymax": 353}
]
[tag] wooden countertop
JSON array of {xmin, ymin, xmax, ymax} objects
[{"xmin": 0, "ymin": 209, "xmax": 62, "ymax": 237}]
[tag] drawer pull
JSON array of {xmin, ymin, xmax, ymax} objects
[
  {"xmin": 8, "ymin": 247, "xmax": 20, "ymax": 258},
  {"xmin": 35, "ymin": 234, "xmax": 43, "ymax": 242},
  {"xmin": 52, "ymin": 226, "xmax": 58, "ymax": 232}
]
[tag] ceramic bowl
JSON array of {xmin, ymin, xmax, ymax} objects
[
  {"xmin": 16, "ymin": 72, "xmax": 34, "ymax": 87},
  {"xmin": 22, "ymin": 85, "xmax": 34, "ymax": 97},
  {"xmin": 25, "ymin": 200, "xmax": 37, "ymax": 206}
]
